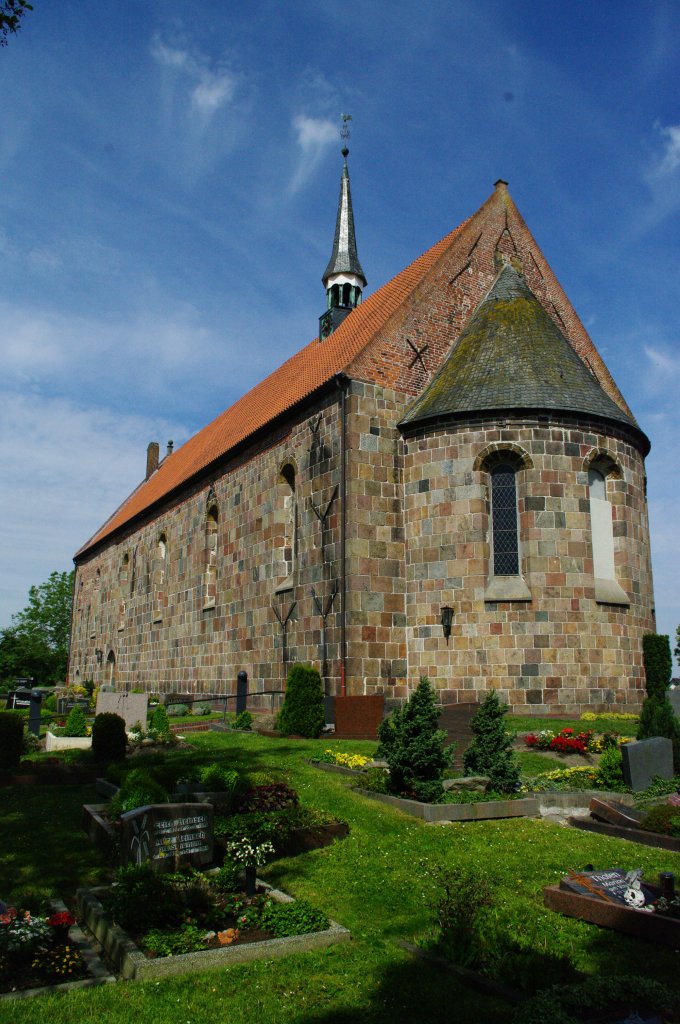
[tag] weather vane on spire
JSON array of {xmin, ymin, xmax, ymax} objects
[{"xmin": 340, "ymin": 113, "xmax": 352, "ymax": 156}]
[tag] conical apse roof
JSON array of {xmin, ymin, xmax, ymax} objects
[{"xmin": 400, "ymin": 263, "xmax": 644, "ymax": 443}]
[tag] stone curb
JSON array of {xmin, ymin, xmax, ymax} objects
[
  {"xmin": 354, "ymin": 788, "xmax": 539, "ymax": 822},
  {"xmin": 77, "ymin": 883, "xmax": 350, "ymax": 980}
]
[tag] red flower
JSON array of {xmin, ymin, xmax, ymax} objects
[
  {"xmin": 48, "ymin": 911, "xmax": 75, "ymax": 928},
  {"xmin": 525, "ymin": 734, "xmax": 538, "ymax": 746}
]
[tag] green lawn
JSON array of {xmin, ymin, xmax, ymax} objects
[{"xmin": 2, "ymin": 730, "xmax": 678, "ymax": 1024}]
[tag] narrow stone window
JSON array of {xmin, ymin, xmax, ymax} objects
[
  {"xmin": 481, "ymin": 451, "xmax": 531, "ymax": 602},
  {"xmin": 275, "ymin": 462, "xmax": 297, "ymax": 593},
  {"xmin": 153, "ymin": 533, "xmax": 168, "ymax": 622},
  {"xmin": 204, "ymin": 505, "xmax": 219, "ymax": 610},
  {"xmin": 490, "ymin": 463, "xmax": 520, "ymax": 576},
  {"xmin": 118, "ymin": 553, "xmax": 129, "ymax": 631},
  {"xmin": 588, "ymin": 459, "xmax": 629, "ymax": 606}
]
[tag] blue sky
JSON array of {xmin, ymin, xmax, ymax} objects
[{"xmin": 1, "ymin": 0, "xmax": 679, "ymax": 661}]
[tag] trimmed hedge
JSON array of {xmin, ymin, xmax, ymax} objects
[
  {"xmin": 92, "ymin": 711, "xmax": 127, "ymax": 762},
  {"xmin": 276, "ymin": 664, "xmax": 325, "ymax": 738},
  {"xmin": 0, "ymin": 711, "xmax": 24, "ymax": 770}
]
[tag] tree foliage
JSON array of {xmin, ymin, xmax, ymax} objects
[
  {"xmin": 0, "ymin": 570, "xmax": 74, "ymax": 685},
  {"xmin": 638, "ymin": 633, "xmax": 680, "ymax": 771},
  {"xmin": 0, "ymin": 0, "xmax": 33, "ymax": 46},
  {"xmin": 277, "ymin": 664, "xmax": 325, "ymax": 738},
  {"xmin": 377, "ymin": 677, "xmax": 453, "ymax": 802},
  {"xmin": 463, "ymin": 690, "xmax": 520, "ymax": 793}
]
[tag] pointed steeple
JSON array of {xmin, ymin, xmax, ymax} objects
[{"xmin": 319, "ymin": 147, "xmax": 367, "ymax": 340}]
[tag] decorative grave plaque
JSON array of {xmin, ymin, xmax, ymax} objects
[
  {"xmin": 560, "ymin": 868, "xmax": 655, "ymax": 908},
  {"xmin": 621, "ymin": 737, "xmax": 673, "ymax": 792},
  {"xmin": 121, "ymin": 803, "xmax": 214, "ymax": 870}
]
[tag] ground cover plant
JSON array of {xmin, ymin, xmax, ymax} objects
[{"xmin": 3, "ymin": 729, "xmax": 680, "ymax": 1024}]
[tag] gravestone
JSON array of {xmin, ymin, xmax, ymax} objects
[
  {"xmin": 560, "ymin": 868, "xmax": 655, "ymax": 907},
  {"xmin": 5, "ymin": 687, "xmax": 32, "ymax": 710},
  {"xmin": 669, "ymin": 688, "xmax": 680, "ymax": 718},
  {"xmin": 438, "ymin": 703, "xmax": 479, "ymax": 769},
  {"xmin": 121, "ymin": 803, "xmax": 214, "ymax": 870},
  {"xmin": 621, "ymin": 737, "xmax": 673, "ymax": 792},
  {"xmin": 96, "ymin": 691, "xmax": 148, "ymax": 731}
]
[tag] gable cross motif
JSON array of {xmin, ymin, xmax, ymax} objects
[{"xmin": 406, "ymin": 338, "xmax": 429, "ymax": 373}]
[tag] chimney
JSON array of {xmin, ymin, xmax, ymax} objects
[
  {"xmin": 146, "ymin": 441, "xmax": 160, "ymax": 480},
  {"xmin": 166, "ymin": 440, "xmax": 174, "ymax": 457}
]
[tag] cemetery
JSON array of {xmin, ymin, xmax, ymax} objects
[{"xmin": 2, "ymin": 653, "xmax": 680, "ymax": 1021}]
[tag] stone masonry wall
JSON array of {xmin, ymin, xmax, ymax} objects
[
  {"xmin": 71, "ymin": 389, "xmax": 346, "ymax": 699},
  {"xmin": 399, "ymin": 415, "xmax": 654, "ymax": 714}
]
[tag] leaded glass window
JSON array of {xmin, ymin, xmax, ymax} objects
[{"xmin": 491, "ymin": 463, "xmax": 519, "ymax": 575}]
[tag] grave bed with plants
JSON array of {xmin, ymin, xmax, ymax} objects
[
  {"xmin": 0, "ymin": 898, "xmax": 113, "ymax": 1000},
  {"xmin": 77, "ymin": 864, "xmax": 349, "ymax": 980}
]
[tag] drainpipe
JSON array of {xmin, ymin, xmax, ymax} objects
[{"xmin": 334, "ymin": 374, "xmax": 349, "ymax": 697}]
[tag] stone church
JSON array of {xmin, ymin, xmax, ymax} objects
[{"xmin": 69, "ymin": 153, "xmax": 655, "ymax": 715}]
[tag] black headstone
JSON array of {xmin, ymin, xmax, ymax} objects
[
  {"xmin": 121, "ymin": 803, "xmax": 214, "ymax": 870},
  {"xmin": 621, "ymin": 737, "xmax": 674, "ymax": 792}
]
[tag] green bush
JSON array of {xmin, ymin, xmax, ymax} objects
[
  {"xmin": 276, "ymin": 664, "xmax": 325, "ymax": 738},
  {"xmin": 63, "ymin": 705, "xmax": 88, "ymax": 737},
  {"xmin": 193, "ymin": 702, "xmax": 213, "ymax": 716},
  {"xmin": 0, "ymin": 711, "xmax": 24, "ymax": 769},
  {"xmin": 43, "ymin": 693, "xmax": 57, "ymax": 713},
  {"xmin": 640, "ymin": 803, "xmax": 680, "ymax": 837},
  {"xmin": 101, "ymin": 864, "xmax": 181, "ymax": 933},
  {"xmin": 167, "ymin": 703, "xmax": 189, "ymax": 717},
  {"xmin": 463, "ymin": 691, "xmax": 520, "ymax": 794},
  {"xmin": 233, "ymin": 710, "xmax": 253, "ymax": 730},
  {"xmin": 110, "ymin": 767, "xmax": 170, "ymax": 817},
  {"xmin": 512, "ymin": 974, "xmax": 680, "ymax": 1024},
  {"xmin": 149, "ymin": 704, "xmax": 170, "ymax": 736},
  {"xmin": 642, "ymin": 633, "xmax": 672, "ymax": 699},
  {"xmin": 91, "ymin": 712, "xmax": 127, "ymax": 763},
  {"xmin": 427, "ymin": 863, "xmax": 495, "ymax": 968},
  {"xmin": 594, "ymin": 746, "xmax": 624, "ymax": 789},
  {"xmin": 377, "ymin": 678, "xmax": 452, "ymax": 802},
  {"xmin": 212, "ymin": 860, "xmax": 240, "ymax": 893}
]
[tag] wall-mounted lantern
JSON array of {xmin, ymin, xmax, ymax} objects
[
  {"xmin": 440, "ymin": 605, "xmax": 454, "ymax": 644},
  {"xmin": 95, "ymin": 648, "xmax": 103, "ymax": 665}
]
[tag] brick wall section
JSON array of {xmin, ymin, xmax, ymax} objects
[{"xmin": 71, "ymin": 390, "xmax": 346, "ymax": 696}]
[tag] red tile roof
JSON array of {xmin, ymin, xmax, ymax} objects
[{"xmin": 76, "ymin": 214, "xmax": 470, "ymax": 557}]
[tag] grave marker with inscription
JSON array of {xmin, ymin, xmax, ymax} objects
[{"xmin": 121, "ymin": 803, "xmax": 214, "ymax": 870}]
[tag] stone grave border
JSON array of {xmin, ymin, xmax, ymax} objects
[
  {"xmin": 354, "ymin": 788, "xmax": 539, "ymax": 822},
  {"xmin": 0, "ymin": 899, "xmax": 115, "ymax": 1002},
  {"xmin": 570, "ymin": 815, "xmax": 680, "ymax": 852},
  {"xmin": 77, "ymin": 881, "xmax": 350, "ymax": 980}
]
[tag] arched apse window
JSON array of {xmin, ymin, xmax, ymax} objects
[
  {"xmin": 106, "ymin": 650, "xmax": 116, "ymax": 687},
  {"xmin": 203, "ymin": 503, "xmax": 219, "ymax": 610},
  {"xmin": 490, "ymin": 463, "xmax": 520, "ymax": 576},
  {"xmin": 587, "ymin": 455, "xmax": 629, "ymax": 606},
  {"xmin": 275, "ymin": 461, "xmax": 297, "ymax": 593},
  {"xmin": 475, "ymin": 446, "xmax": 532, "ymax": 603},
  {"xmin": 118, "ymin": 553, "xmax": 129, "ymax": 631}
]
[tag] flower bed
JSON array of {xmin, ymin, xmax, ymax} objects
[
  {"xmin": 523, "ymin": 726, "xmax": 631, "ymax": 755},
  {"xmin": 77, "ymin": 873, "xmax": 350, "ymax": 980},
  {"xmin": 0, "ymin": 899, "xmax": 113, "ymax": 999}
]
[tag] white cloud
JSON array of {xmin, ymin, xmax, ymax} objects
[
  {"xmin": 656, "ymin": 123, "xmax": 680, "ymax": 176},
  {"xmin": 150, "ymin": 35, "xmax": 236, "ymax": 120},
  {"xmin": 0, "ymin": 391, "xmax": 188, "ymax": 627},
  {"xmin": 290, "ymin": 115, "xmax": 337, "ymax": 192}
]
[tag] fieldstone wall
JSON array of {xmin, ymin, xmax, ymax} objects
[{"xmin": 399, "ymin": 415, "xmax": 654, "ymax": 713}]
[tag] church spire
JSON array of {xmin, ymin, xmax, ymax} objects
[{"xmin": 320, "ymin": 119, "xmax": 366, "ymax": 340}]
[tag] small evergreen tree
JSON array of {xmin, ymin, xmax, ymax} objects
[
  {"xmin": 463, "ymin": 691, "xmax": 519, "ymax": 793},
  {"xmin": 377, "ymin": 677, "xmax": 453, "ymax": 802},
  {"xmin": 63, "ymin": 705, "xmax": 88, "ymax": 737},
  {"xmin": 276, "ymin": 664, "xmax": 325, "ymax": 738},
  {"xmin": 149, "ymin": 703, "xmax": 170, "ymax": 738},
  {"xmin": 637, "ymin": 633, "xmax": 680, "ymax": 771}
]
